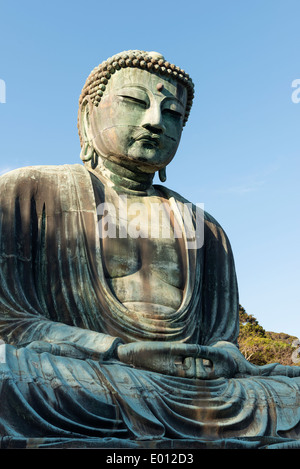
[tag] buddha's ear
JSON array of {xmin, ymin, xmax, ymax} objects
[
  {"xmin": 78, "ymin": 98, "xmax": 94, "ymax": 161},
  {"xmin": 79, "ymin": 98, "xmax": 94, "ymax": 143}
]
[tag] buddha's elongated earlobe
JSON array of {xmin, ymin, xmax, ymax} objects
[
  {"xmin": 159, "ymin": 167, "xmax": 166, "ymax": 182},
  {"xmin": 91, "ymin": 149, "xmax": 98, "ymax": 169},
  {"xmin": 80, "ymin": 142, "xmax": 94, "ymax": 162}
]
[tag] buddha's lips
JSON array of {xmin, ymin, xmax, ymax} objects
[{"xmin": 133, "ymin": 131, "xmax": 160, "ymax": 146}]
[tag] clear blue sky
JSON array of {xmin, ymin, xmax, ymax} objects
[{"xmin": 1, "ymin": 0, "xmax": 299, "ymax": 338}]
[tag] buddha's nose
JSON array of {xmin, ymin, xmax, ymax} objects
[{"xmin": 141, "ymin": 103, "xmax": 166, "ymax": 135}]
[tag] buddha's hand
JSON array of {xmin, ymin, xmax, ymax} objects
[
  {"xmin": 117, "ymin": 341, "xmax": 258, "ymax": 379},
  {"xmin": 183, "ymin": 342, "xmax": 259, "ymax": 379},
  {"xmin": 117, "ymin": 342, "xmax": 202, "ymax": 378},
  {"xmin": 26, "ymin": 340, "xmax": 102, "ymax": 360}
]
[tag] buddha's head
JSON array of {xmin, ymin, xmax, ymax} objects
[{"xmin": 78, "ymin": 50, "xmax": 194, "ymax": 178}]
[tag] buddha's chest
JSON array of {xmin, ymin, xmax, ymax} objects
[{"xmin": 99, "ymin": 195, "xmax": 185, "ymax": 289}]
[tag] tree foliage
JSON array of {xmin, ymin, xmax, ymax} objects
[{"xmin": 238, "ymin": 305, "xmax": 300, "ymax": 366}]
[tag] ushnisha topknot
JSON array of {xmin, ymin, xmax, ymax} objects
[{"xmin": 78, "ymin": 50, "xmax": 195, "ymax": 146}]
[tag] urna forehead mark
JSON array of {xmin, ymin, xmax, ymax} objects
[{"xmin": 103, "ymin": 67, "xmax": 187, "ymax": 107}]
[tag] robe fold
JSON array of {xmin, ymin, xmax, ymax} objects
[{"xmin": 0, "ymin": 163, "xmax": 299, "ymax": 448}]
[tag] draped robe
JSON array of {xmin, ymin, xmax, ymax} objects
[{"xmin": 0, "ymin": 163, "xmax": 300, "ymax": 449}]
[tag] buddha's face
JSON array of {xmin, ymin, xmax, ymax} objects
[{"xmin": 87, "ymin": 67, "xmax": 187, "ymax": 172}]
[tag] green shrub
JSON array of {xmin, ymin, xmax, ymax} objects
[{"xmin": 238, "ymin": 305, "xmax": 299, "ymax": 366}]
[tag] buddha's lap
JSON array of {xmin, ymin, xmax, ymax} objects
[{"xmin": 1, "ymin": 343, "xmax": 300, "ymax": 409}]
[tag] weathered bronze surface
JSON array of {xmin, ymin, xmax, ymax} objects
[{"xmin": 0, "ymin": 50, "xmax": 300, "ymax": 449}]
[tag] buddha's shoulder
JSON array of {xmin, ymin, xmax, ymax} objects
[{"xmin": 0, "ymin": 164, "xmax": 87, "ymax": 186}]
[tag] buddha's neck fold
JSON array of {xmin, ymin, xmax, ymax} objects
[{"xmin": 92, "ymin": 154, "xmax": 156, "ymax": 194}]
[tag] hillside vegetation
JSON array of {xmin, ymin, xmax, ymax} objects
[{"xmin": 238, "ymin": 305, "xmax": 300, "ymax": 366}]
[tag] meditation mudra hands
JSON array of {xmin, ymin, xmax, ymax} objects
[
  {"xmin": 117, "ymin": 341, "xmax": 258, "ymax": 379},
  {"xmin": 26, "ymin": 339, "xmax": 258, "ymax": 379}
]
